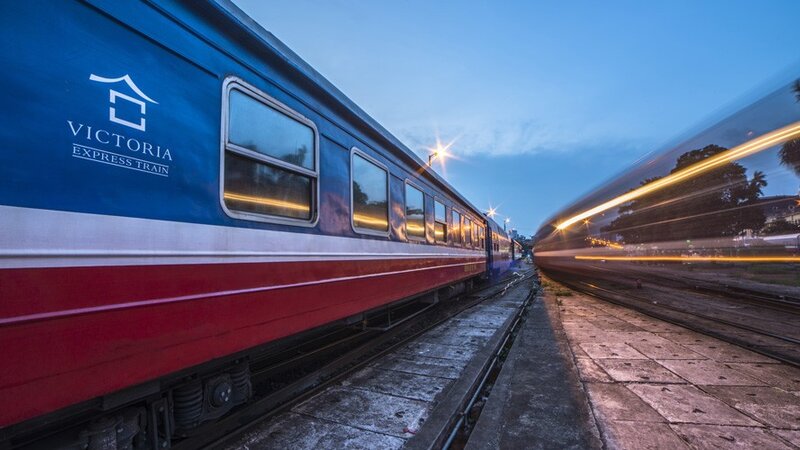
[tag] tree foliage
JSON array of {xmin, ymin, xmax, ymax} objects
[
  {"xmin": 602, "ymin": 145, "xmax": 767, "ymax": 243},
  {"xmin": 762, "ymin": 218, "xmax": 800, "ymax": 235},
  {"xmin": 779, "ymin": 79, "xmax": 800, "ymax": 177}
]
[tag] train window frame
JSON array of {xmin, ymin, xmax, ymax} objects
[
  {"xmin": 404, "ymin": 180, "xmax": 427, "ymax": 242},
  {"xmin": 452, "ymin": 209, "xmax": 462, "ymax": 246},
  {"xmin": 219, "ymin": 77, "xmax": 320, "ymax": 227},
  {"xmin": 350, "ymin": 147, "xmax": 391, "ymax": 237},
  {"xmin": 434, "ymin": 197, "xmax": 448, "ymax": 244}
]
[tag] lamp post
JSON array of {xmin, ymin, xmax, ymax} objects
[{"xmin": 427, "ymin": 140, "xmax": 452, "ymax": 169}]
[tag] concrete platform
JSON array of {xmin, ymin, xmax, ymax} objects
[
  {"xmin": 552, "ymin": 285, "xmax": 800, "ymax": 449},
  {"xmin": 463, "ymin": 292, "xmax": 602, "ymax": 449},
  {"xmin": 223, "ymin": 273, "xmax": 534, "ymax": 449}
]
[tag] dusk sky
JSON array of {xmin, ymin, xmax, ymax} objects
[{"xmin": 234, "ymin": 0, "xmax": 800, "ymax": 237}]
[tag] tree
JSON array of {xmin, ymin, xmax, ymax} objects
[
  {"xmin": 778, "ymin": 79, "xmax": 800, "ymax": 178},
  {"xmin": 762, "ymin": 218, "xmax": 800, "ymax": 235},
  {"xmin": 602, "ymin": 145, "xmax": 767, "ymax": 243}
]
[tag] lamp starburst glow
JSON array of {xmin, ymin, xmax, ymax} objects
[{"xmin": 427, "ymin": 138, "xmax": 454, "ymax": 166}]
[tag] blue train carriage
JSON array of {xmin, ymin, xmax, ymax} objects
[
  {"xmin": 486, "ymin": 218, "xmax": 513, "ymax": 276},
  {"xmin": 0, "ymin": 0, "xmax": 493, "ymax": 447},
  {"xmin": 511, "ymin": 239, "xmax": 524, "ymax": 261}
]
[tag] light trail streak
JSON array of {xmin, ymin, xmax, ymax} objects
[
  {"xmin": 556, "ymin": 121, "xmax": 800, "ymax": 231},
  {"xmin": 574, "ymin": 255, "xmax": 800, "ymax": 263},
  {"xmin": 224, "ymin": 192, "xmax": 310, "ymax": 212}
]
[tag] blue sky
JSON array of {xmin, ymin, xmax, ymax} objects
[{"xmin": 233, "ymin": 0, "xmax": 800, "ymax": 236}]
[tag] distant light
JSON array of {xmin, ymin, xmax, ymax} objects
[{"xmin": 487, "ymin": 207, "xmax": 497, "ymax": 218}]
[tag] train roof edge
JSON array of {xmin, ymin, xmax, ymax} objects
[{"xmin": 207, "ymin": 0, "xmax": 488, "ymax": 220}]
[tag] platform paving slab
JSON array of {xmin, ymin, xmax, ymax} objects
[
  {"xmin": 574, "ymin": 358, "xmax": 613, "ymax": 383},
  {"xmin": 656, "ymin": 331, "xmax": 730, "ymax": 346},
  {"xmin": 670, "ymin": 424, "xmax": 795, "ymax": 450},
  {"xmin": 594, "ymin": 359, "xmax": 686, "ymax": 383},
  {"xmin": 463, "ymin": 293, "xmax": 602, "ymax": 450},
  {"xmin": 684, "ymin": 343, "xmax": 777, "ymax": 363},
  {"xmin": 584, "ymin": 383, "xmax": 665, "ymax": 422},
  {"xmin": 550, "ymin": 286, "xmax": 800, "ymax": 449},
  {"xmin": 292, "ymin": 387, "xmax": 430, "ymax": 438},
  {"xmin": 342, "ymin": 367, "xmax": 451, "ymax": 402},
  {"xmin": 725, "ymin": 362, "xmax": 800, "ymax": 392},
  {"xmin": 230, "ymin": 412, "xmax": 406, "ymax": 450},
  {"xmin": 626, "ymin": 339, "xmax": 706, "ymax": 360},
  {"xmin": 370, "ymin": 354, "xmax": 466, "ymax": 380},
  {"xmin": 627, "ymin": 384, "xmax": 761, "ymax": 426},
  {"xmin": 417, "ymin": 330, "xmax": 491, "ymax": 348},
  {"xmin": 579, "ymin": 342, "xmax": 648, "ymax": 359},
  {"xmin": 700, "ymin": 385, "xmax": 800, "ymax": 429},
  {"xmin": 602, "ymin": 421, "xmax": 689, "ymax": 450},
  {"xmin": 770, "ymin": 429, "xmax": 800, "ymax": 448},
  {"xmin": 396, "ymin": 340, "xmax": 478, "ymax": 362},
  {"xmin": 656, "ymin": 359, "xmax": 765, "ymax": 386}
]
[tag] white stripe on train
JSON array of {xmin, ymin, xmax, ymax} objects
[{"xmin": 0, "ymin": 206, "xmax": 486, "ymax": 269}]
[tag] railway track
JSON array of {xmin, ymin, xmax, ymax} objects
[{"xmin": 171, "ymin": 269, "xmax": 535, "ymax": 449}]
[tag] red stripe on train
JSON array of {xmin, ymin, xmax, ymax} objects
[{"xmin": 0, "ymin": 257, "xmax": 485, "ymax": 426}]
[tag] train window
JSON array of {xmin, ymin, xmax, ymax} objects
[
  {"xmin": 351, "ymin": 150, "xmax": 389, "ymax": 234},
  {"xmin": 452, "ymin": 210, "xmax": 462, "ymax": 245},
  {"xmin": 434, "ymin": 200, "xmax": 447, "ymax": 243},
  {"xmin": 473, "ymin": 223, "xmax": 479, "ymax": 248},
  {"xmin": 464, "ymin": 218, "xmax": 472, "ymax": 246},
  {"xmin": 228, "ymin": 90, "xmax": 315, "ymax": 169},
  {"xmin": 222, "ymin": 79, "xmax": 318, "ymax": 224},
  {"xmin": 405, "ymin": 183, "xmax": 425, "ymax": 240}
]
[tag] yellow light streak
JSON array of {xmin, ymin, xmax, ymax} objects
[
  {"xmin": 574, "ymin": 255, "xmax": 800, "ymax": 263},
  {"xmin": 556, "ymin": 121, "xmax": 800, "ymax": 231},
  {"xmin": 586, "ymin": 237, "xmax": 624, "ymax": 249},
  {"xmin": 353, "ymin": 214, "xmax": 389, "ymax": 228},
  {"xmin": 224, "ymin": 192, "xmax": 310, "ymax": 212},
  {"xmin": 407, "ymin": 223, "xmax": 425, "ymax": 233}
]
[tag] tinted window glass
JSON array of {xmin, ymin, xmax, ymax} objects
[
  {"xmin": 223, "ymin": 152, "xmax": 312, "ymax": 220},
  {"xmin": 464, "ymin": 218, "xmax": 472, "ymax": 245},
  {"xmin": 406, "ymin": 184, "xmax": 425, "ymax": 239},
  {"xmin": 452, "ymin": 211, "xmax": 461, "ymax": 244},
  {"xmin": 352, "ymin": 153, "xmax": 389, "ymax": 232},
  {"xmin": 229, "ymin": 89, "xmax": 315, "ymax": 170},
  {"xmin": 435, "ymin": 200, "xmax": 446, "ymax": 222},
  {"xmin": 435, "ymin": 222, "xmax": 446, "ymax": 243}
]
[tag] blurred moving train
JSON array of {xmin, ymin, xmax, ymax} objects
[
  {"xmin": 0, "ymin": 1, "xmax": 515, "ymax": 448},
  {"xmin": 535, "ymin": 72, "xmax": 800, "ymax": 363}
]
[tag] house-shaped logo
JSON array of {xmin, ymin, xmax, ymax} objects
[{"xmin": 89, "ymin": 74, "xmax": 158, "ymax": 132}]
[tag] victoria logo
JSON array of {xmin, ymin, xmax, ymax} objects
[
  {"xmin": 89, "ymin": 74, "xmax": 158, "ymax": 131},
  {"xmin": 66, "ymin": 72, "xmax": 174, "ymax": 177}
]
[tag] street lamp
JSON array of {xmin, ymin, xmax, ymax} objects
[{"xmin": 427, "ymin": 140, "xmax": 453, "ymax": 167}]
